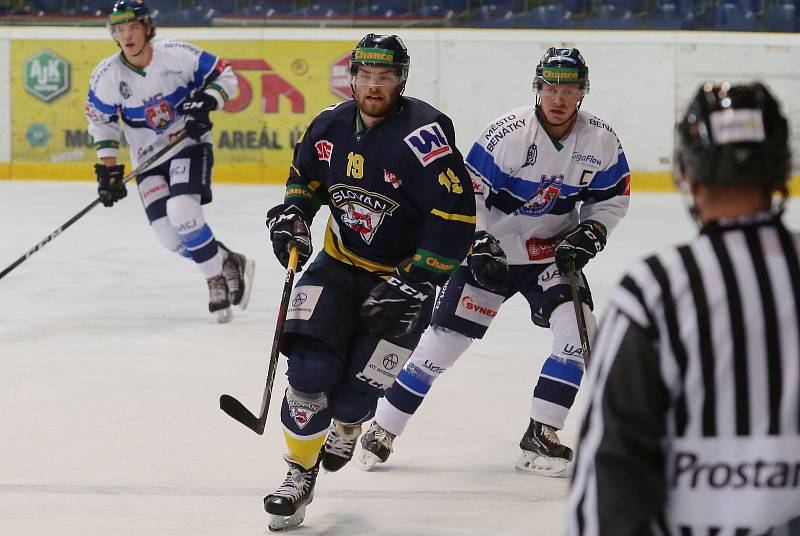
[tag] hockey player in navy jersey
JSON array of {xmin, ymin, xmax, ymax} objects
[
  {"xmin": 358, "ymin": 47, "xmax": 631, "ymax": 477},
  {"xmin": 261, "ymin": 33, "xmax": 475, "ymax": 530},
  {"xmin": 85, "ymin": 0, "xmax": 254, "ymax": 323}
]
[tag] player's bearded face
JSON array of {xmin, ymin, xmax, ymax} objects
[
  {"xmin": 538, "ymin": 83, "xmax": 584, "ymax": 127},
  {"xmin": 113, "ymin": 21, "xmax": 149, "ymax": 59},
  {"xmin": 352, "ymin": 66, "xmax": 404, "ymax": 119}
]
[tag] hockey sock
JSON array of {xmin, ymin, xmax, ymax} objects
[
  {"xmin": 531, "ymin": 302, "xmax": 593, "ymax": 429},
  {"xmin": 281, "ymin": 388, "xmax": 330, "ymax": 470},
  {"xmin": 166, "ymin": 195, "xmax": 223, "ymax": 279}
]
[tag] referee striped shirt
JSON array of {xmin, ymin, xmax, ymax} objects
[{"xmin": 567, "ymin": 213, "xmax": 800, "ymax": 536}]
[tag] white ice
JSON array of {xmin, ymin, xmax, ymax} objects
[{"xmin": 2, "ymin": 181, "xmax": 798, "ymax": 536}]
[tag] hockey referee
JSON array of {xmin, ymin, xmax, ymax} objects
[{"xmin": 567, "ymin": 82, "xmax": 800, "ymax": 535}]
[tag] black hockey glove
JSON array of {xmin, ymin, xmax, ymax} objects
[
  {"xmin": 361, "ymin": 269, "xmax": 435, "ymax": 339},
  {"xmin": 179, "ymin": 91, "xmax": 217, "ymax": 141},
  {"xmin": 468, "ymin": 231, "xmax": 508, "ymax": 292},
  {"xmin": 555, "ymin": 220, "xmax": 607, "ymax": 273},
  {"xmin": 266, "ymin": 203, "xmax": 312, "ymax": 270},
  {"xmin": 94, "ymin": 163, "xmax": 127, "ymax": 207}
]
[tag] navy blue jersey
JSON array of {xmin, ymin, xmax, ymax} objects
[{"xmin": 284, "ymin": 97, "xmax": 476, "ymax": 286}]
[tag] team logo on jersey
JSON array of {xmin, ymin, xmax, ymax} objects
[
  {"xmin": 384, "ymin": 169, "xmax": 402, "ymax": 188},
  {"xmin": 314, "ymin": 140, "xmax": 333, "ymax": 163},
  {"xmin": 329, "ymin": 185, "xmax": 399, "ymax": 244},
  {"xmin": 404, "ymin": 122, "xmax": 453, "ymax": 167},
  {"xmin": 516, "ymin": 174, "xmax": 563, "ymax": 216},
  {"xmin": 143, "ymin": 94, "xmax": 175, "ymax": 132},
  {"xmin": 119, "ymin": 81, "xmax": 131, "ymax": 99},
  {"xmin": 522, "ymin": 143, "xmax": 537, "ymax": 167}
]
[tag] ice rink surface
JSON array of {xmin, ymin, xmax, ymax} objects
[{"xmin": 2, "ymin": 181, "xmax": 799, "ymax": 536}]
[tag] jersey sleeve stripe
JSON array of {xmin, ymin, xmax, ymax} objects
[
  {"xmin": 194, "ymin": 51, "xmax": 220, "ymax": 89},
  {"xmin": 588, "ymin": 152, "xmax": 631, "ymax": 191},
  {"xmin": 87, "ymin": 90, "xmax": 117, "ymax": 115},
  {"xmin": 429, "ymin": 208, "xmax": 477, "ymax": 224}
]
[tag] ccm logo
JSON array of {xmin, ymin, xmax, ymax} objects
[{"xmin": 461, "ymin": 295, "xmax": 497, "ymax": 317}]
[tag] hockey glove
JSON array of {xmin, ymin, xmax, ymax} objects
[
  {"xmin": 555, "ymin": 220, "xmax": 607, "ymax": 273},
  {"xmin": 361, "ymin": 269, "xmax": 435, "ymax": 339},
  {"xmin": 266, "ymin": 203, "xmax": 312, "ymax": 270},
  {"xmin": 468, "ymin": 231, "xmax": 508, "ymax": 292},
  {"xmin": 179, "ymin": 91, "xmax": 218, "ymax": 141},
  {"xmin": 95, "ymin": 164, "xmax": 127, "ymax": 207}
]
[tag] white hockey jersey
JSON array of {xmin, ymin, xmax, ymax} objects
[
  {"xmin": 85, "ymin": 40, "xmax": 237, "ymax": 169},
  {"xmin": 466, "ymin": 106, "xmax": 630, "ymax": 265}
]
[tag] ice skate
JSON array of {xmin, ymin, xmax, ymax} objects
[
  {"xmin": 264, "ymin": 457, "xmax": 319, "ymax": 531},
  {"xmin": 515, "ymin": 419, "xmax": 573, "ymax": 478},
  {"xmin": 207, "ymin": 274, "xmax": 232, "ymax": 323},
  {"xmin": 356, "ymin": 421, "xmax": 395, "ymax": 471},
  {"xmin": 218, "ymin": 242, "xmax": 255, "ymax": 309},
  {"xmin": 321, "ymin": 421, "xmax": 362, "ymax": 472}
]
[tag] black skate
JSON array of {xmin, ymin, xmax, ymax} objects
[
  {"xmin": 516, "ymin": 419, "xmax": 573, "ymax": 478},
  {"xmin": 356, "ymin": 421, "xmax": 395, "ymax": 471},
  {"xmin": 218, "ymin": 242, "xmax": 255, "ymax": 309},
  {"xmin": 207, "ymin": 275, "xmax": 232, "ymax": 323},
  {"xmin": 264, "ymin": 457, "xmax": 320, "ymax": 531},
  {"xmin": 322, "ymin": 421, "xmax": 362, "ymax": 472}
]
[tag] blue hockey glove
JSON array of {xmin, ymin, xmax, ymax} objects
[
  {"xmin": 555, "ymin": 220, "xmax": 607, "ymax": 273},
  {"xmin": 361, "ymin": 269, "xmax": 435, "ymax": 339},
  {"xmin": 94, "ymin": 164, "xmax": 127, "ymax": 207},
  {"xmin": 179, "ymin": 91, "xmax": 218, "ymax": 141},
  {"xmin": 266, "ymin": 204, "xmax": 312, "ymax": 270},
  {"xmin": 468, "ymin": 231, "xmax": 508, "ymax": 292}
]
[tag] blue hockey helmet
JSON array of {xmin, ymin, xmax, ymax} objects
[
  {"xmin": 533, "ymin": 47, "xmax": 589, "ymax": 95},
  {"xmin": 108, "ymin": 0, "xmax": 155, "ymax": 40}
]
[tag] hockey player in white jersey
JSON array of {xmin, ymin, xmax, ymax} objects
[
  {"xmin": 85, "ymin": 0, "xmax": 254, "ymax": 323},
  {"xmin": 346, "ymin": 47, "xmax": 630, "ymax": 477}
]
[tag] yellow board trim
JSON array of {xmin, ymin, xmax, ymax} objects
[
  {"xmin": 1, "ymin": 165, "xmax": 799, "ymax": 196},
  {"xmin": 430, "ymin": 208, "xmax": 477, "ymax": 224}
]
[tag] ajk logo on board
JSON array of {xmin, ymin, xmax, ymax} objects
[{"xmin": 24, "ymin": 49, "xmax": 70, "ymax": 102}]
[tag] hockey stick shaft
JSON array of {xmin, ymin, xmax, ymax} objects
[
  {"xmin": 0, "ymin": 132, "xmax": 187, "ymax": 281},
  {"xmin": 567, "ymin": 257, "xmax": 592, "ymax": 363},
  {"xmin": 219, "ymin": 245, "xmax": 299, "ymax": 434}
]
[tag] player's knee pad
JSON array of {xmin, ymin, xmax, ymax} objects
[
  {"xmin": 406, "ymin": 325, "xmax": 473, "ymax": 380},
  {"xmin": 286, "ymin": 337, "xmax": 345, "ymax": 393},
  {"xmin": 165, "ymin": 194, "xmax": 204, "ymax": 237},
  {"xmin": 150, "ymin": 216, "xmax": 189, "ymax": 256},
  {"xmin": 549, "ymin": 301, "xmax": 596, "ymax": 362}
]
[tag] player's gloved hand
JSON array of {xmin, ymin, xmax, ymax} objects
[
  {"xmin": 266, "ymin": 203, "xmax": 312, "ymax": 270},
  {"xmin": 94, "ymin": 163, "xmax": 127, "ymax": 207},
  {"xmin": 555, "ymin": 220, "xmax": 607, "ymax": 273},
  {"xmin": 361, "ymin": 269, "xmax": 435, "ymax": 339},
  {"xmin": 468, "ymin": 230, "xmax": 508, "ymax": 292},
  {"xmin": 178, "ymin": 91, "xmax": 218, "ymax": 141}
]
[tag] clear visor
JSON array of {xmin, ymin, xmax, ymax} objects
[
  {"xmin": 533, "ymin": 78, "xmax": 589, "ymax": 98},
  {"xmin": 350, "ymin": 64, "xmax": 408, "ymax": 88}
]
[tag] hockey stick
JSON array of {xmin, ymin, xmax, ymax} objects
[
  {"xmin": 0, "ymin": 132, "xmax": 188, "ymax": 281},
  {"xmin": 567, "ymin": 257, "xmax": 592, "ymax": 362},
  {"xmin": 219, "ymin": 244, "xmax": 299, "ymax": 434}
]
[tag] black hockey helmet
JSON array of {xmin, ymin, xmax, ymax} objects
[
  {"xmin": 349, "ymin": 33, "xmax": 411, "ymax": 82},
  {"xmin": 674, "ymin": 82, "xmax": 790, "ymax": 188},
  {"xmin": 108, "ymin": 0, "xmax": 155, "ymax": 40},
  {"xmin": 533, "ymin": 47, "xmax": 589, "ymax": 94}
]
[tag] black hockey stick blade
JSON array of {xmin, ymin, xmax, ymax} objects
[
  {"xmin": 219, "ymin": 246, "xmax": 298, "ymax": 435},
  {"xmin": 219, "ymin": 394, "xmax": 266, "ymax": 435}
]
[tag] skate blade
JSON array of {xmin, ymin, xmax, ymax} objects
[
  {"xmin": 268, "ymin": 505, "xmax": 306, "ymax": 531},
  {"xmin": 215, "ymin": 307, "xmax": 233, "ymax": 324},
  {"xmin": 355, "ymin": 448, "xmax": 383, "ymax": 471},
  {"xmin": 515, "ymin": 450, "xmax": 571, "ymax": 478},
  {"xmin": 238, "ymin": 259, "xmax": 255, "ymax": 310}
]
